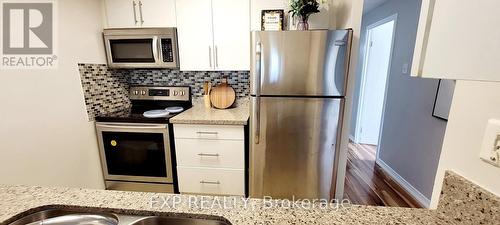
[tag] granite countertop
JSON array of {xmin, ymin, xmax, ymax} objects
[
  {"xmin": 0, "ymin": 171, "xmax": 499, "ymax": 224},
  {"xmin": 170, "ymin": 98, "xmax": 249, "ymax": 125}
]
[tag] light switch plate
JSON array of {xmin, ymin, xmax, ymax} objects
[
  {"xmin": 479, "ymin": 119, "xmax": 500, "ymax": 167},
  {"xmin": 402, "ymin": 63, "xmax": 409, "ymax": 74}
]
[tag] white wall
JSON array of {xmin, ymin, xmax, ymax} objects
[
  {"xmin": 430, "ymin": 81, "xmax": 500, "ymax": 208},
  {"xmin": 331, "ymin": 0, "xmax": 363, "ymax": 29},
  {"xmin": 0, "ymin": 0, "xmax": 105, "ymax": 189},
  {"xmin": 349, "ymin": 0, "xmax": 447, "ymax": 204}
]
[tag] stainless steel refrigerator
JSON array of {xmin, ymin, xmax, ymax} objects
[{"xmin": 250, "ymin": 30, "xmax": 352, "ymax": 200}]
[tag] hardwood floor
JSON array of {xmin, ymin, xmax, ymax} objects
[{"xmin": 343, "ymin": 142, "xmax": 422, "ymax": 208}]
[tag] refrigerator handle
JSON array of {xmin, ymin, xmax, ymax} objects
[
  {"xmin": 253, "ymin": 97, "xmax": 261, "ymax": 144},
  {"xmin": 254, "ymin": 42, "xmax": 262, "ymax": 96},
  {"xmin": 254, "ymin": 42, "xmax": 262, "ymax": 144}
]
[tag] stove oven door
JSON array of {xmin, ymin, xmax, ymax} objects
[{"xmin": 95, "ymin": 123, "xmax": 173, "ymax": 184}]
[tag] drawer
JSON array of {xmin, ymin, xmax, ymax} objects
[
  {"xmin": 175, "ymin": 138, "xmax": 244, "ymax": 169},
  {"xmin": 177, "ymin": 167, "xmax": 244, "ymax": 196},
  {"xmin": 174, "ymin": 124, "xmax": 244, "ymax": 140},
  {"xmin": 105, "ymin": 181, "xmax": 174, "ymax": 193}
]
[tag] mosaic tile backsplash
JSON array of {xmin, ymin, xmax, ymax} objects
[
  {"xmin": 78, "ymin": 64, "xmax": 131, "ymax": 120},
  {"xmin": 78, "ymin": 63, "xmax": 250, "ymax": 120},
  {"xmin": 128, "ymin": 69, "xmax": 249, "ymax": 97}
]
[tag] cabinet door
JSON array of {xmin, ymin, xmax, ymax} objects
[
  {"xmin": 139, "ymin": 0, "xmax": 177, "ymax": 27},
  {"xmin": 105, "ymin": 0, "xmax": 139, "ymax": 28},
  {"xmin": 411, "ymin": 0, "xmax": 500, "ymax": 81},
  {"xmin": 175, "ymin": 0, "xmax": 214, "ymax": 71},
  {"xmin": 212, "ymin": 0, "xmax": 250, "ymax": 70}
]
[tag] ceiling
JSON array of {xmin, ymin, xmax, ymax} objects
[{"xmin": 363, "ymin": 0, "xmax": 389, "ymax": 14}]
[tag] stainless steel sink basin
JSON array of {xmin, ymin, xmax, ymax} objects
[
  {"xmin": 7, "ymin": 209, "xmax": 230, "ymax": 225},
  {"xmin": 8, "ymin": 210, "xmax": 118, "ymax": 225},
  {"xmin": 129, "ymin": 216, "xmax": 229, "ymax": 225}
]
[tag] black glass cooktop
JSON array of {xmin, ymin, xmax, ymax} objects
[{"xmin": 95, "ymin": 100, "xmax": 192, "ymax": 124}]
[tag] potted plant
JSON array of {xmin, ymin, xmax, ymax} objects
[{"xmin": 288, "ymin": 0, "xmax": 328, "ymax": 30}]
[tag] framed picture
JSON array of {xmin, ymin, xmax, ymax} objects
[
  {"xmin": 261, "ymin": 10, "xmax": 284, "ymax": 31},
  {"xmin": 432, "ymin": 79, "xmax": 456, "ymax": 121}
]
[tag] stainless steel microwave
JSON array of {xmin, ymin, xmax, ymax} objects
[{"xmin": 103, "ymin": 28, "xmax": 179, "ymax": 69}]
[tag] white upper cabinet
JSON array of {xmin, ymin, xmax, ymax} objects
[
  {"xmin": 175, "ymin": 0, "xmax": 214, "ymax": 71},
  {"xmin": 105, "ymin": 0, "xmax": 137, "ymax": 28},
  {"xmin": 212, "ymin": 0, "xmax": 250, "ymax": 70},
  {"xmin": 105, "ymin": 0, "xmax": 176, "ymax": 28},
  {"xmin": 411, "ymin": 0, "xmax": 500, "ymax": 81},
  {"xmin": 139, "ymin": 0, "xmax": 177, "ymax": 27},
  {"xmin": 176, "ymin": 0, "xmax": 250, "ymax": 71}
]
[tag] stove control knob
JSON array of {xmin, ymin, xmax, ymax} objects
[
  {"xmin": 141, "ymin": 90, "xmax": 147, "ymax": 95},
  {"xmin": 133, "ymin": 90, "xmax": 139, "ymax": 95},
  {"xmin": 173, "ymin": 90, "xmax": 179, "ymax": 96},
  {"xmin": 180, "ymin": 90, "xmax": 185, "ymax": 96}
]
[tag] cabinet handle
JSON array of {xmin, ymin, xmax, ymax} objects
[
  {"xmin": 197, "ymin": 153, "xmax": 220, "ymax": 157},
  {"xmin": 138, "ymin": 0, "xmax": 144, "ymax": 25},
  {"xmin": 215, "ymin": 45, "xmax": 219, "ymax": 69},
  {"xmin": 200, "ymin": 180, "xmax": 220, "ymax": 185},
  {"xmin": 208, "ymin": 46, "xmax": 212, "ymax": 68},
  {"xmin": 132, "ymin": 1, "xmax": 138, "ymax": 25},
  {"xmin": 196, "ymin": 131, "xmax": 218, "ymax": 135}
]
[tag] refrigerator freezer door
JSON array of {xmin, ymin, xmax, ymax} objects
[
  {"xmin": 250, "ymin": 30, "xmax": 352, "ymax": 97},
  {"xmin": 250, "ymin": 96, "xmax": 343, "ymax": 200}
]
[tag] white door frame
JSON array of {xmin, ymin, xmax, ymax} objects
[{"xmin": 354, "ymin": 14, "xmax": 398, "ymax": 149}]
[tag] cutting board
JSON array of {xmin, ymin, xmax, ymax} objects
[{"xmin": 210, "ymin": 78, "xmax": 236, "ymax": 109}]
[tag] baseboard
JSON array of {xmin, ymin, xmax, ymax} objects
[
  {"xmin": 375, "ymin": 159, "xmax": 431, "ymax": 208},
  {"xmin": 349, "ymin": 135, "xmax": 356, "ymax": 143}
]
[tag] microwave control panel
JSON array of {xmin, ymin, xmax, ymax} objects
[{"xmin": 161, "ymin": 38, "xmax": 174, "ymax": 63}]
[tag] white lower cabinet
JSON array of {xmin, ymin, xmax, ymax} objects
[
  {"xmin": 174, "ymin": 124, "xmax": 245, "ymax": 196},
  {"xmin": 175, "ymin": 138, "xmax": 244, "ymax": 169},
  {"xmin": 177, "ymin": 167, "xmax": 244, "ymax": 196},
  {"xmin": 174, "ymin": 124, "xmax": 244, "ymax": 140}
]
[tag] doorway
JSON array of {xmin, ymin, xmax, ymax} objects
[{"xmin": 355, "ymin": 15, "xmax": 397, "ymax": 146}]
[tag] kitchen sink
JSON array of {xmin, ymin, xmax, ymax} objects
[
  {"xmin": 7, "ymin": 209, "xmax": 230, "ymax": 225},
  {"xmin": 130, "ymin": 216, "xmax": 229, "ymax": 225},
  {"xmin": 8, "ymin": 209, "xmax": 118, "ymax": 225}
]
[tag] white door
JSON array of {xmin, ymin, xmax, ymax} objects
[
  {"xmin": 140, "ymin": 0, "xmax": 177, "ymax": 27},
  {"xmin": 175, "ymin": 0, "xmax": 214, "ymax": 71},
  {"xmin": 212, "ymin": 0, "xmax": 250, "ymax": 70},
  {"xmin": 105, "ymin": 0, "xmax": 139, "ymax": 28},
  {"xmin": 357, "ymin": 18, "xmax": 396, "ymax": 145}
]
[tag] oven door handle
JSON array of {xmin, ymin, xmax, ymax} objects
[{"xmin": 96, "ymin": 123, "xmax": 167, "ymax": 130}]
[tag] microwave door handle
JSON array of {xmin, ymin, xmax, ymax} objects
[{"xmin": 152, "ymin": 36, "xmax": 159, "ymax": 63}]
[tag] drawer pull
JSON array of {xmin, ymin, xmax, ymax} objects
[
  {"xmin": 196, "ymin": 131, "xmax": 218, "ymax": 135},
  {"xmin": 198, "ymin": 153, "xmax": 220, "ymax": 157},
  {"xmin": 200, "ymin": 180, "xmax": 220, "ymax": 185}
]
